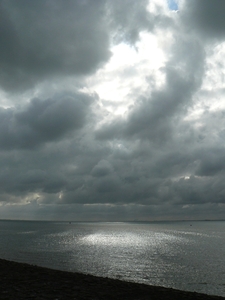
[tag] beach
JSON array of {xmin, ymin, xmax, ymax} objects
[{"xmin": 0, "ymin": 259, "xmax": 224, "ymax": 300}]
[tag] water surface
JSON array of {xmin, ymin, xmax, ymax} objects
[{"xmin": 0, "ymin": 220, "xmax": 224, "ymax": 297}]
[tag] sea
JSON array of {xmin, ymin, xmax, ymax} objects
[{"xmin": 0, "ymin": 220, "xmax": 224, "ymax": 297}]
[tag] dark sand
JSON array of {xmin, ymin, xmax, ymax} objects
[{"xmin": 0, "ymin": 259, "xmax": 224, "ymax": 300}]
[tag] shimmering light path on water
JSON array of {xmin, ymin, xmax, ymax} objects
[{"xmin": 0, "ymin": 220, "xmax": 224, "ymax": 297}]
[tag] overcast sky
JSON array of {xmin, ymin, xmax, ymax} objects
[{"xmin": 0, "ymin": 0, "xmax": 225, "ymax": 221}]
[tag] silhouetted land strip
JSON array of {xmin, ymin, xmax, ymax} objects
[{"xmin": 0, "ymin": 259, "xmax": 224, "ymax": 300}]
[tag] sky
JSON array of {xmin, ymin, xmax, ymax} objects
[{"xmin": 0, "ymin": 0, "xmax": 225, "ymax": 221}]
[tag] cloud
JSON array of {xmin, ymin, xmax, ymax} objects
[
  {"xmin": 0, "ymin": 0, "xmax": 162, "ymax": 93},
  {"xmin": 0, "ymin": 0, "xmax": 225, "ymax": 221},
  {"xmin": 108, "ymin": 0, "xmax": 155, "ymax": 44},
  {"xmin": 182, "ymin": 0, "xmax": 225, "ymax": 40},
  {"xmin": 96, "ymin": 33, "xmax": 205, "ymax": 143},
  {"xmin": 91, "ymin": 160, "xmax": 114, "ymax": 177},
  {"xmin": 0, "ymin": 92, "xmax": 93, "ymax": 149},
  {"xmin": 195, "ymin": 148, "xmax": 225, "ymax": 177},
  {"xmin": 0, "ymin": 0, "xmax": 111, "ymax": 91}
]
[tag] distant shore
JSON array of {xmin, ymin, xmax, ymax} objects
[{"xmin": 0, "ymin": 259, "xmax": 224, "ymax": 300}]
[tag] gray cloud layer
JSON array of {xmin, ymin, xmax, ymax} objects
[
  {"xmin": 0, "ymin": 0, "xmax": 224, "ymax": 221},
  {"xmin": 0, "ymin": 92, "xmax": 93, "ymax": 149},
  {"xmin": 0, "ymin": 0, "xmax": 110, "ymax": 91},
  {"xmin": 183, "ymin": 0, "xmax": 225, "ymax": 39},
  {"xmin": 0, "ymin": 0, "xmax": 159, "ymax": 92}
]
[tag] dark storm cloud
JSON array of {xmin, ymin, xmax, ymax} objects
[
  {"xmin": 0, "ymin": 201, "xmax": 223, "ymax": 221},
  {"xmin": 91, "ymin": 160, "xmax": 114, "ymax": 177},
  {"xmin": 0, "ymin": 92, "xmax": 93, "ymax": 149},
  {"xmin": 182, "ymin": 0, "xmax": 225, "ymax": 39},
  {"xmin": 0, "ymin": 0, "xmax": 110, "ymax": 91},
  {"xmin": 170, "ymin": 175, "xmax": 225, "ymax": 205},
  {"xmin": 195, "ymin": 148, "xmax": 225, "ymax": 177},
  {"xmin": 108, "ymin": 0, "xmax": 154, "ymax": 44},
  {"xmin": 0, "ymin": 0, "xmax": 159, "ymax": 92},
  {"xmin": 0, "ymin": 0, "xmax": 225, "ymax": 221}
]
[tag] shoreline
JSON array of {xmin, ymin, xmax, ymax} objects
[{"xmin": 0, "ymin": 259, "xmax": 224, "ymax": 299}]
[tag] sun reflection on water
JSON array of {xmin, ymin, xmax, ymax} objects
[{"xmin": 80, "ymin": 231, "xmax": 183, "ymax": 248}]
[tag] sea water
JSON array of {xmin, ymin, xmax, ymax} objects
[{"xmin": 0, "ymin": 220, "xmax": 224, "ymax": 297}]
